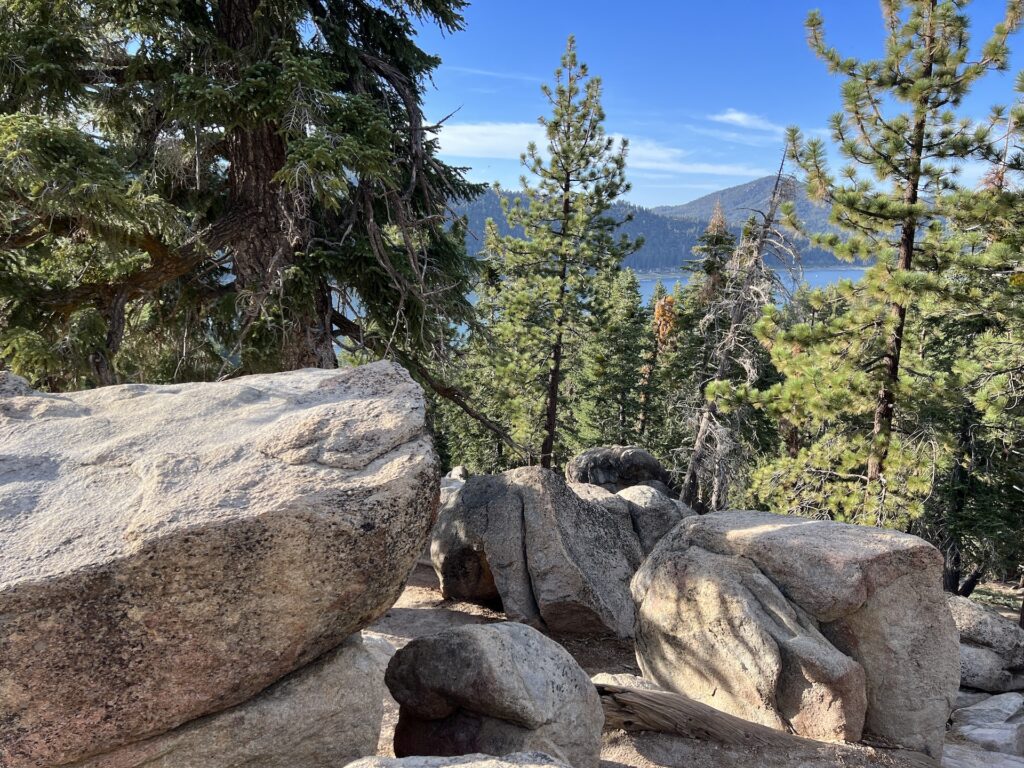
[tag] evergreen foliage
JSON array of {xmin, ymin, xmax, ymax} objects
[
  {"xmin": 575, "ymin": 269, "xmax": 648, "ymax": 448},
  {"xmin": 440, "ymin": 36, "xmax": 638, "ymax": 470},
  {"xmin": 0, "ymin": 0, "xmax": 479, "ymax": 385},
  {"xmin": 745, "ymin": 1, "xmax": 1024, "ymax": 582}
]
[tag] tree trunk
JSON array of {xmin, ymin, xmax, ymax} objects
[
  {"xmin": 866, "ymin": 2, "xmax": 934, "ymax": 482},
  {"xmin": 217, "ymin": 0, "xmax": 335, "ymax": 371},
  {"xmin": 942, "ymin": 542, "xmax": 962, "ymax": 594},
  {"xmin": 539, "ymin": 331, "xmax": 564, "ymax": 470},
  {"xmin": 942, "ymin": 408, "xmax": 974, "ymax": 591},
  {"xmin": 957, "ymin": 568, "xmax": 983, "ymax": 598},
  {"xmin": 539, "ymin": 184, "xmax": 574, "ymax": 470},
  {"xmin": 89, "ymin": 292, "xmax": 128, "ymax": 387}
]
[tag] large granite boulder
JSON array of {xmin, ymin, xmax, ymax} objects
[
  {"xmin": 630, "ymin": 543, "xmax": 866, "ymax": 741},
  {"xmin": 631, "ymin": 511, "xmax": 959, "ymax": 759},
  {"xmin": 0, "ymin": 362, "xmax": 438, "ymax": 768},
  {"xmin": 70, "ymin": 633, "xmax": 386, "ymax": 768},
  {"xmin": 431, "ymin": 467, "xmax": 642, "ymax": 638},
  {"xmin": 564, "ymin": 446, "xmax": 672, "ymax": 495},
  {"xmin": 347, "ymin": 754, "xmax": 569, "ymax": 768},
  {"xmin": 949, "ymin": 596, "xmax": 1024, "ymax": 693},
  {"xmin": 384, "ymin": 623, "xmax": 603, "ymax": 768}
]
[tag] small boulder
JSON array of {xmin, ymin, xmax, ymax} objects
[
  {"xmin": 384, "ymin": 623, "xmax": 603, "ymax": 768},
  {"xmin": 949, "ymin": 596, "xmax": 1024, "ymax": 693},
  {"xmin": 70, "ymin": 633, "xmax": 386, "ymax": 768},
  {"xmin": 564, "ymin": 446, "xmax": 672, "ymax": 494},
  {"xmin": 431, "ymin": 468, "xmax": 642, "ymax": 638},
  {"xmin": 615, "ymin": 485, "xmax": 694, "ymax": 554},
  {"xmin": 951, "ymin": 693, "xmax": 1024, "ymax": 757}
]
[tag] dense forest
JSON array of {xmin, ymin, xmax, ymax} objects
[{"xmin": 0, "ymin": 0, "xmax": 1021, "ymax": 603}]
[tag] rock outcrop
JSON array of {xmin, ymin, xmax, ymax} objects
[
  {"xmin": 0, "ymin": 362, "xmax": 438, "ymax": 768},
  {"xmin": 70, "ymin": 633, "xmax": 386, "ymax": 768},
  {"xmin": 949, "ymin": 596, "xmax": 1024, "ymax": 693},
  {"xmin": 347, "ymin": 754, "xmax": 570, "ymax": 768},
  {"xmin": 564, "ymin": 446, "xmax": 673, "ymax": 495},
  {"xmin": 631, "ymin": 511, "xmax": 959, "ymax": 759},
  {"xmin": 385, "ymin": 623, "xmax": 603, "ymax": 768},
  {"xmin": 431, "ymin": 467, "xmax": 642, "ymax": 638}
]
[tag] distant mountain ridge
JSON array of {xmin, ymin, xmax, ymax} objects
[
  {"xmin": 453, "ymin": 176, "xmax": 846, "ymax": 272},
  {"xmin": 653, "ymin": 175, "xmax": 834, "ymax": 236}
]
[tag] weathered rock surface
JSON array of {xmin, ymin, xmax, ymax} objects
[
  {"xmin": 615, "ymin": 485, "xmax": 693, "ymax": 555},
  {"xmin": 951, "ymin": 693, "xmax": 1024, "ymax": 757},
  {"xmin": 564, "ymin": 446, "xmax": 673, "ymax": 495},
  {"xmin": 957, "ymin": 690, "xmax": 995, "ymax": 710},
  {"xmin": 431, "ymin": 467, "xmax": 642, "ymax": 638},
  {"xmin": 384, "ymin": 623, "xmax": 603, "ymax": 768},
  {"xmin": 591, "ymin": 673, "xmax": 664, "ymax": 693},
  {"xmin": 949, "ymin": 596, "xmax": 1024, "ymax": 693},
  {"xmin": 70, "ymin": 633, "xmax": 386, "ymax": 768},
  {"xmin": 631, "ymin": 543, "xmax": 866, "ymax": 741},
  {"xmin": 0, "ymin": 361, "xmax": 438, "ymax": 768},
  {"xmin": 631, "ymin": 511, "xmax": 959, "ymax": 758},
  {"xmin": 0, "ymin": 370, "xmax": 34, "ymax": 396},
  {"xmin": 346, "ymin": 753, "xmax": 569, "ymax": 768}
]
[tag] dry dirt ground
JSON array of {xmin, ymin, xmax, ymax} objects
[
  {"xmin": 365, "ymin": 563, "xmax": 639, "ymax": 759},
  {"xmin": 973, "ymin": 581, "xmax": 1024, "ymax": 623}
]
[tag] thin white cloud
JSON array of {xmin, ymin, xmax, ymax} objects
[
  {"xmin": 708, "ymin": 108, "xmax": 786, "ymax": 136},
  {"xmin": 437, "ymin": 122, "xmax": 544, "ymax": 159},
  {"xmin": 684, "ymin": 124, "xmax": 784, "ymax": 148},
  {"xmin": 445, "ymin": 66, "xmax": 543, "ymax": 83},
  {"xmin": 437, "ymin": 122, "xmax": 768, "ymax": 177}
]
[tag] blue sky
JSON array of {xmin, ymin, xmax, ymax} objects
[{"xmin": 415, "ymin": 2, "xmax": 1024, "ymax": 208}]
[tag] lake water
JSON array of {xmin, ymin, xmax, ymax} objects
[{"xmin": 637, "ymin": 267, "xmax": 867, "ymax": 305}]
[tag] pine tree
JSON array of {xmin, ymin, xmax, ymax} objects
[
  {"xmin": 0, "ymin": 0, "xmax": 478, "ymax": 385},
  {"xmin": 636, "ymin": 279, "xmax": 669, "ymax": 440},
  {"xmin": 575, "ymin": 269, "xmax": 648, "ymax": 448},
  {"xmin": 477, "ymin": 36, "xmax": 638, "ymax": 469},
  {"xmin": 750, "ymin": 0, "xmax": 1023, "ymax": 527},
  {"xmin": 675, "ymin": 164, "xmax": 794, "ymax": 511}
]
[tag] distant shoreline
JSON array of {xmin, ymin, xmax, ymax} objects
[{"xmin": 633, "ymin": 265, "xmax": 869, "ymax": 278}]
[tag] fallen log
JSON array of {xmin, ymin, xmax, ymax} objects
[{"xmin": 595, "ymin": 683, "xmax": 938, "ymax": 768}]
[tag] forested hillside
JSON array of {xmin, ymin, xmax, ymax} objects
[{"xmin": 455, "ymin": 182, "xmax": 845, "ymax": 270}]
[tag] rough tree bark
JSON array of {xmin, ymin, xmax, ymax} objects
[
  {"xmin": 216, "ymin": 0, "xmax": 335, "ymax": 371},
  {"xmin": 539, "ymin": 184, "xmax": 573, "ymax": 470}
]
